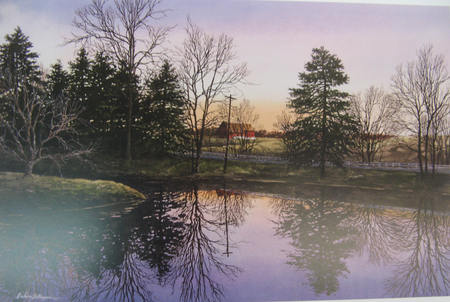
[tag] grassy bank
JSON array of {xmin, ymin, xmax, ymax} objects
[
  {"xmin": 78, "ymin": 156, "xmax": 450, "ymax": 196},
  {"xmin": 1, "ymin": 152, "xmax": 449, "ymax": 200},
  {"xmin": 0, "ymin": 172, "xmax": 145, "ymax": 211}
]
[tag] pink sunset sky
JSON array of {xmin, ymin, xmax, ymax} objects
[{"xmin": 0, "ymin": 0, "xmax": 449, "ymax": 129}]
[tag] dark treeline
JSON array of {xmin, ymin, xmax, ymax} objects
[
  {"xmin": 0, "ymin": 26, "xmax": 188, "ymax": 175},
  {"xmin": 48, "ymin": 47, "xmax": 189, "ymax": 158}
]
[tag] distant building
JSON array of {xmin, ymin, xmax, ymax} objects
[{"xmin": 216, "ymin": 122, "xmax": 256, "ymax": 140}]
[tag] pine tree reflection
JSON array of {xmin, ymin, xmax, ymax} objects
[
  {"xmin": 273, "ymin": 188, "xmax": 450, "ymax": 297},
  {"xmin": 68, "ymin": 191, "xmax": 184, "ymax": 302},
  {"xmin": 164, "ymin": 184, "xmax": 251, "ymax": 302},
  {"xmin": 386, "ymin": 192, "xmax": 450, "ymax": 297},
  {"xmin": 272, "ymin": 193, "xmax": 359, "ymax": 295},
  {"xmin": 0, "ymin": 191, "xmax": 185, "ymax": 302}
]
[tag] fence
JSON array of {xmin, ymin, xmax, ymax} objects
[{"xmin": 200, "ymin": 151, "xmax": 450, "ymax": 174}]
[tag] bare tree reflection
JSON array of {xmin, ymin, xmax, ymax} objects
[
  {"xmin": 348, "ymin": 205, "xmax": 404, "ymax": 265},
  {"xmin": 272, "ymin": 193, "xmax": 359, "ymax": 295},
  {"xmin": 386, "ymin": 192, "xmax": 450, "ymax": 297},
  {"xmin": 71, "ymin": 252, "xmax": 154, "ymax": 302},
  {"xmin": 165, "ymin": 184, "xmax": 251, "ymax": 302},
  {"xmin": 214, "ymin": 183, "xmax": 252, "ymax": 256}
]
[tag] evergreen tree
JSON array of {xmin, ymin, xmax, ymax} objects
[
  {"xmin": 88, "ymin": 52, "xmax": 118, "ymax": 141},
  {"xmin": 47, "ymin": 60, "xmax": 69, "ymax": 100},
  {"xmin": 288, "ymin": 47, "xmax": 357, "ymax": 177},
  {"xmin": 68, "ymin": 48, "xmax": 91, "ymax": 137},
  {"xmin": 139, "ymin": 60, "xmax": 188, "ymax": 156},
  {"xmin": 0, "ymin": 27, "xmax": 41, "ymax": 92},
  {"xmin": 111, "ymin": 61, "xmax": 140, "ymax": 157},
  {"xmin": 68, "ymin": 48, "xmax": 90, "ymax": 110},
  {"xmin": 0, "ymin": 27, "xmax": 41, "ymax": 124}
]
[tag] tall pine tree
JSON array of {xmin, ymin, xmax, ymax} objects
[
  {"xmin": 139, "ymin": 60, "xmax": 188, "ymax": 156},
  {"xmin": 47, "ymin": 60, "xmax": 69, "ymax": 100},
  {"xmin": 288, "ymin": 47, "xmax": 357, "ymax": 177},
  {"xmin": 0, "ymin": 27, "xmax": 41, "ymax": 92},
  {"xmin": 0, "ymin": 27, "xmax": 42, "ymax": 123},
  {"xmin": 68, "ymin": 48, "xmax": 91, "ymax": 138},
  {"xmin": 88, "ymin": 52, "xmax": 118, "ymax": 141}
]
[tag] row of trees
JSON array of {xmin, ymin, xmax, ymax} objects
[
  {"xmin": 281, "ymin": 45, "xmax": 450, "ymax": 177},
  {"xmin": 0, "ymin": 0, "xmax": 249, "ymax": 175},
  {"xmin": 1, "ymin": 0, "xmax": 448, "ymax": 177},
  {"xmin": 0, "ymin": 27, "xmax": 188, "ymax": 174}
]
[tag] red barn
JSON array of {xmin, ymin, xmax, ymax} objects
[{"xmin": 216, "ymin": 122, "xmax": 256, "ymax": 140}]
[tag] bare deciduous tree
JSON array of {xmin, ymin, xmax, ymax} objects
[
  {"xmin": 179, "ymin": 19, "xmax": 248, "ymax": 173},
  {"xmin": 435, "ymin": 115, "xmax": 450, "ymax": 165},
  {"xmin": 350, "ymin": 86, "xmax": 400, "ymax": 162},
  {"xmin": 274, "ymin": 110, "xmax": 297, "ymax": 160},
  {"xmin": 71, "ymin": 0, "xmax": 170, "ymax": 161},
  {"xmin": 392, "ymin": 45, "xmax": 450, "ymax": 175},
  {"xmin": 0, "ymin": 85, "xmax": 90, "ymax": 176}
]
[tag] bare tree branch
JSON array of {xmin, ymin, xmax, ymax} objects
[
  {"xmin": 350, "ymin": 86, "xmax": 401, "ymax": 162},
  {"xmin": 392, "ymin": 45, "xmax": 450, "ymax": 175},
  {"xmin": 178, "ymin": 18, "xmax": 248, "ymax": 173},
  {"xmin": 0, "ymin": 78, "xmax": 91, "ymax": 176},
  {"xmin": 69, "ymin": 0, "xmax": 171, "ymax": 160}
]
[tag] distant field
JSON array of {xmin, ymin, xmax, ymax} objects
[
  {"xmin": 203, "ymin": 135, "xmax": 425, "ymax": 163},
  {"xmin": 203, "ymin": 137, "xmax": 285, "ymax": 156}
]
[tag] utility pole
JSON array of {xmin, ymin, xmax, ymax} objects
[
  {"xmin": 223, "ymin": 182, "xmax": 232, "ymax": 257},
  {"xmin": 223, "ymin": 94, "xmax": 235, "ymax": 173}
]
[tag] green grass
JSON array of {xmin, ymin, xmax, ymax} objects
[
  {"xmin": 0, "ymin": 172, "xmax": 145, "ymax": 210},
  {"xmin": 79, "ymin": 154, "xmax": 450, "ymax": 195},
  {"xmin": 203, "ymin": 136, "xmax": 285, "ymax": 156}
]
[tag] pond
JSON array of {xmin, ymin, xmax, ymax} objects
[{"xmin": 0, "ymin": 181, "xmax": 449, "ymax": 302}]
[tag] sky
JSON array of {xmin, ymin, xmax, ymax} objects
[{"xmin": 0, "ymin": 0, "xmax": 449, "ymax": 129}]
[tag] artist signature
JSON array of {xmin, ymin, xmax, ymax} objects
[{"xmin": 16, "ymin": 293, "xmax": 60, "ymax": 301}]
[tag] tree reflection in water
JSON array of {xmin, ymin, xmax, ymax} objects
[
  {"xmin": 1, "ymin": 184, "xmax": 447, "ymax": 301},
  {"xmin": 69, "ymin": 191, "xmax": 186, "ymax": 302},
  {"xmin": 348, "ymin": 205, "xmax": 404, "ymax": 265},
  {"xmin": 273, "ymin": 188, "xmax": 450, "ymax": 297},
  {"xmin": 385, "ymin": 192, "xmax": 450, "ymax": 297},
  {"xmin": 0, "ymin": 190, "xmax": 185, "ymax": 302},
  {"xmin": 0, "ymin": 184, "xmax": 252, "ymax": 302},
  {"xmin": 272, "ymin": 192, "xmax": 360, "ymax": 295},
  {"xmin": 164, "ymin": 184, "xmax": 252, "ymax": 302}
]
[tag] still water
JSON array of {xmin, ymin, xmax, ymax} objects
[{"xmin": 0, "ymin": 182, "xmax": 449, "ymax": 302}]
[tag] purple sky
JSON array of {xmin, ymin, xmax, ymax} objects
[{"xmin": 0, "ymin": 0, "xmax": 449, "ymax": 129}]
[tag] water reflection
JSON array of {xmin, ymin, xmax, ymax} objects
[
  {"xmin": 164, "ymin": 184, "xmax": 252, "ymax": 302},
  {"xmin": 0, "ymin": 191, "xmax": 185, "ymax": 301},
  {"xmin": 272, "ymin": 192, "xmax": 360, "ymax": 295},
  {"xmin": 0, "ymin": 183, "xmax": 448, "ymax": 301},
  {"xmin": 68, "ymin": 191, "xmax": 185, "ymax": 301},
  {"xmin": 386, "ymin": 192, "xmax": 450, "ymax": 297},
  {"xmin": 0, "ymin": 184, "xmax": 252, "ymax": 302},
  {"xmin": 272, "ymin": 188, "xmax": 450, "ymax": 297}
]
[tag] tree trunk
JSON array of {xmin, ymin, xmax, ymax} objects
[
  {"xmin": 424, "ymin": 130, "xmax": 429, "ymax": 174},
  {"xmin": 125, "ymin": 65, "xmax": 134, "ymax": 162},
  {"xmin": 24, "ymin": 161, "xmax": 34, "ymax": 176},
  {"xmin": 417, "ymin": 131, "xmax": 424, "ymax": 176},
  {"xmin": 126, "ymin": 102, "xmax": 132, "ymax": 161},
  {"xmin": 320, "ymin": 87, "xmax": 327, "ymax": 178}
]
